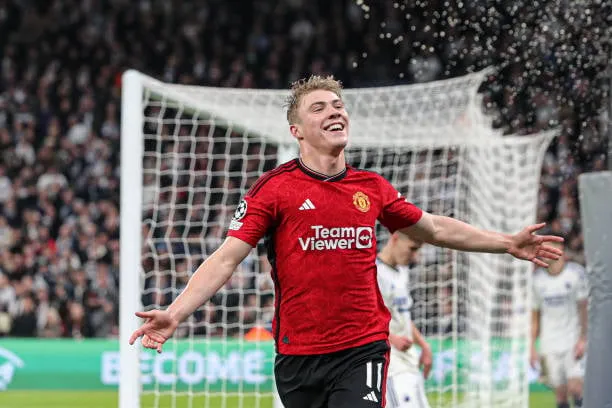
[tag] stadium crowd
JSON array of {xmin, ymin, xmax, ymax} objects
[{"xmin": 0, "ymin": 0, "xmax": 608, "ymax": 338}]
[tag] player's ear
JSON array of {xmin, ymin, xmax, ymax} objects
[{"xmin": 290, "ymin": 124, "xmax": 304, "ymax": 140}]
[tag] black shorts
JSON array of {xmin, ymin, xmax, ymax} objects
[{"xmin": 275, "ymin": 340, "xmax": 390, "ymax": 408}]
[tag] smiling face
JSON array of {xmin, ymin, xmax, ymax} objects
[
  {"xmin": 290, "ymin": 89, "xmax": 350, "ymax": 153},
  {"xmin": 286, "ymin": 75, "xmax": 349, "ymax": 156}
]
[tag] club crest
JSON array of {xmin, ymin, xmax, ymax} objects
[{"xmin": 353, "ymin": 192, "xmax": 370, "ymax": 213}]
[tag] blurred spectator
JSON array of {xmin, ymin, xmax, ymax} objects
[
  {"xmin": 0, "ymin": 0, "xmax": 607, "ymax": 339},
  {"xmin": 10, "ymin": 292, "xmax": 37, "ymax": 337}
]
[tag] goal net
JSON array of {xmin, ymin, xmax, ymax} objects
[{"xmin": 120, "ymin": 69, "xmax": 554, "ymax": 408}]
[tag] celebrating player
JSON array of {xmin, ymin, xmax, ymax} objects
[
  {"xmin": 531, "ymin": 240, "xmax": 587, "ymax": 408},
  {"xmin": 377, "ymin": 232, "xmax": 432, "ymax": 408},
  {"xmin": 130, "ymin": 75, "xmax": 564, "ymax": 408}
]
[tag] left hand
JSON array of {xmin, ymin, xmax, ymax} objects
[
  {"xmin": 574, "ymin": 337, "xmax": 587, "ymax": 360},
  {"xmin": 389, "ymin": 333, "xmax": 413, "ymax": 352},
  {"xmin": 419, "ymin": 344, "xmax": 433, "ymax": 379},
  {"xmin": 507, "ymin": 223, "xmax": 564, "ymax": 267}
]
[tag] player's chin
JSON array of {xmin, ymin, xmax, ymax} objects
[{"xmin": 322, "ymin": 130, "xmax": 348, "ymax": 147}]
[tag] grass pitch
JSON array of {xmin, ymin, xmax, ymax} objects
[{"xmin": 0, "ymin": 391, "xmax": 555, "ymax": 407}]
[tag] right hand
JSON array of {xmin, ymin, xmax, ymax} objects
[
  {"xmin": 507, "ymin": 223, "xmax": 564, "ymax": 268},
  {"xmin": 129, "ymin": 310, "xmax": 179, "ymax": 353},
  {"xmin": 529, "ymin": 346, "xmax": 539, "ymax": 369},
  {"xmin": 389, "ymin": 333, "xmax": 413, "ymax": 352},
  {"xmin": 419, "ymin": 344, "xmax": 433, "ymax": 379}
]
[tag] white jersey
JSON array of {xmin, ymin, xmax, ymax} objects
[
  {"xmin": 376, "ymin": 258, "xmax": 420, "ymax": 375},
  {"xmin": 532, "ymin": 262, "xmax": 588, "ymax": 355}
]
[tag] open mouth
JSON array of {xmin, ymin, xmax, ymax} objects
[{"xmin": 324, "ymin": 123, "xmax": 345, "ymax": 132}]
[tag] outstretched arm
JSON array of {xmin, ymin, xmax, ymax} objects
[
  {"xmin": 129, "ymin": 236, "xmax": 252, "ymax": 351},
  {"xmin": 166, "ymin": 237, "xmax": 252, "ymax": 322},
  {"xmin": 400, "ymin": 213, "xmax": 563, "ymax": 267}
]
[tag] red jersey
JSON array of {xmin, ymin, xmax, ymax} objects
[{"xmin": 227, "ymin": 159, "xmax": 423, "ymax": 355}]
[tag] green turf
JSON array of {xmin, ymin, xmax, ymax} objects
[
  {"xmin": 0, "ymin": 391, "xmax": 555, "ymax": 408},
  {"xmin": 0, "ymin": 392, "xmax": 273, "ymax": 408}
]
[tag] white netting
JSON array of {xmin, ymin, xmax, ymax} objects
[
  {"xmin": 344, "ymin": 134, "xmax": 554, "ymax": 408},
  {"xmin": 123, "ymin": 70, "xmax": 554, "ymax": 408}
]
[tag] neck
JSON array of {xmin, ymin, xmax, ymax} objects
[
  {"xmin": 548, "ymin": 260, "xmax": 565, "ymax": 275},
  {"xmin": 299, "ymin": 148, "xmax": 346, "ymax": 177},
  {"xmin": 377, "ymin": 246, "xmax": 396, "ymax": 269}
]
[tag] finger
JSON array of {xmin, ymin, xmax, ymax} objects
[
  {"xmin": 540, "ymin": 235, "xmax": 564, "ymax": 243},
  {"xmin": 538, "ymin": 249, "xmax": 561, "ymax": 260},
  {"xmin": 129, "ymin": 328, "xmax": 145, "ymax": 345},
  {"xmin": 141, "ymin": 335, "xmax": 153, "ymax": 348},
  {"xmin": 526, "ymin": 223, "xmax": 546, "ymax": 233},
  {"xmin": 144, "ymin": 337, "xmax": 160, "ymax": 350},
  {"xmin": 539, "ymin": 245, "xmax": 563, "ymax": 256},
  {"xmin": 148, "ymin": 333, "xmax": 167, "ymax": 343},
  {"xmin": 157, "ymin": 343, "xmax": 163, "ymax": 354},
  {"xmin": 135, "ymin": 311, "xmax": 156, "ymax": 319},
  {"xmin": 532, "ymin": 258, "xmax": 549, "ymax": 268}
]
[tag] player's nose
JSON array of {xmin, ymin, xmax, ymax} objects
[{"xmin": 325, "ymin": 112, "xmax": 345, "ymax": 123}]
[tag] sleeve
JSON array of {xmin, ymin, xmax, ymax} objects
[
  {"xmin": 226, "ymin": 184, "xmax": 276, "ymax": 247},
  {"xmin": 573, "ymin": 263, "xmax": 589, "ymax": 301},
  {"xmin": 531, "ymin": 273, "xmax": 541, "ymax": 311},
  {"xmin": 377, "ymin": 176, "xmax": 423, "ymax": 232}
]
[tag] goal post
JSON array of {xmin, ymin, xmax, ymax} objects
[
  {"xmin": 119, "ymin": 70, "xmax": 145, "ymax": 408},
  {"xmin": 120, "ymin": 69, "xmax": 554, "ymax": 408}
]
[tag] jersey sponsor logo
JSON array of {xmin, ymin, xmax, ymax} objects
[
  {"xmin": 353, "ymin": 191, "xmax": 371, "ymax": 212},
  {"xmin": 233, "ymin": 200, "xmax": 247, "ymax": 221},
  {"xmin": 543, "ymin": 294, "xmax": 569, "ymax": 306},
  {"xmin": 298, "ymin": 225, "xmax": 373, "ymax": 251},
  {"xmin": 393, "ymin": 296, "xmax": 413, "ymax": 313}
]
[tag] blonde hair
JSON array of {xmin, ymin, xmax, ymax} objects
[{"xmin": 285, "ymin": 75, "xmax": 343, "ymax": 124}]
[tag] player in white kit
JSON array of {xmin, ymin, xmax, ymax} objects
[
  {"xmin": 531, "ymin": 240, "xmax": 588, "ymax": 408},
  {"xmin": 377, "ymin": 232, "xmax": 432, "ymax": 408}
]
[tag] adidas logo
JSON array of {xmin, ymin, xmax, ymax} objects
[
  {"xmin": 362, "ymin": 391, "xmax": 378, "ymax": 402},
  {"xmin": 298, "ymin": 199, "xmax": 316, "ymax": 211}
]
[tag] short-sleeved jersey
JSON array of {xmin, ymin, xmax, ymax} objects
[
  {"xmin": 532, "ymin": 262, "xmax": 588, "ymax": 354},
  {"xmin": 376, "ymin": 259, "xmax": 420, "ymax": 375},
  {"xmin": 227, "ymin": 159, "xmax": 423, "ymax": 355}
]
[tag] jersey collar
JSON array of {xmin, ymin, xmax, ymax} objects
[
  {"xmin": 376, "ymin": 257, "xmax": 400, "ymax": 272},
  {"xmin": 297, "ymin": 158, "xmax": 348, "ymax": 182}
]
